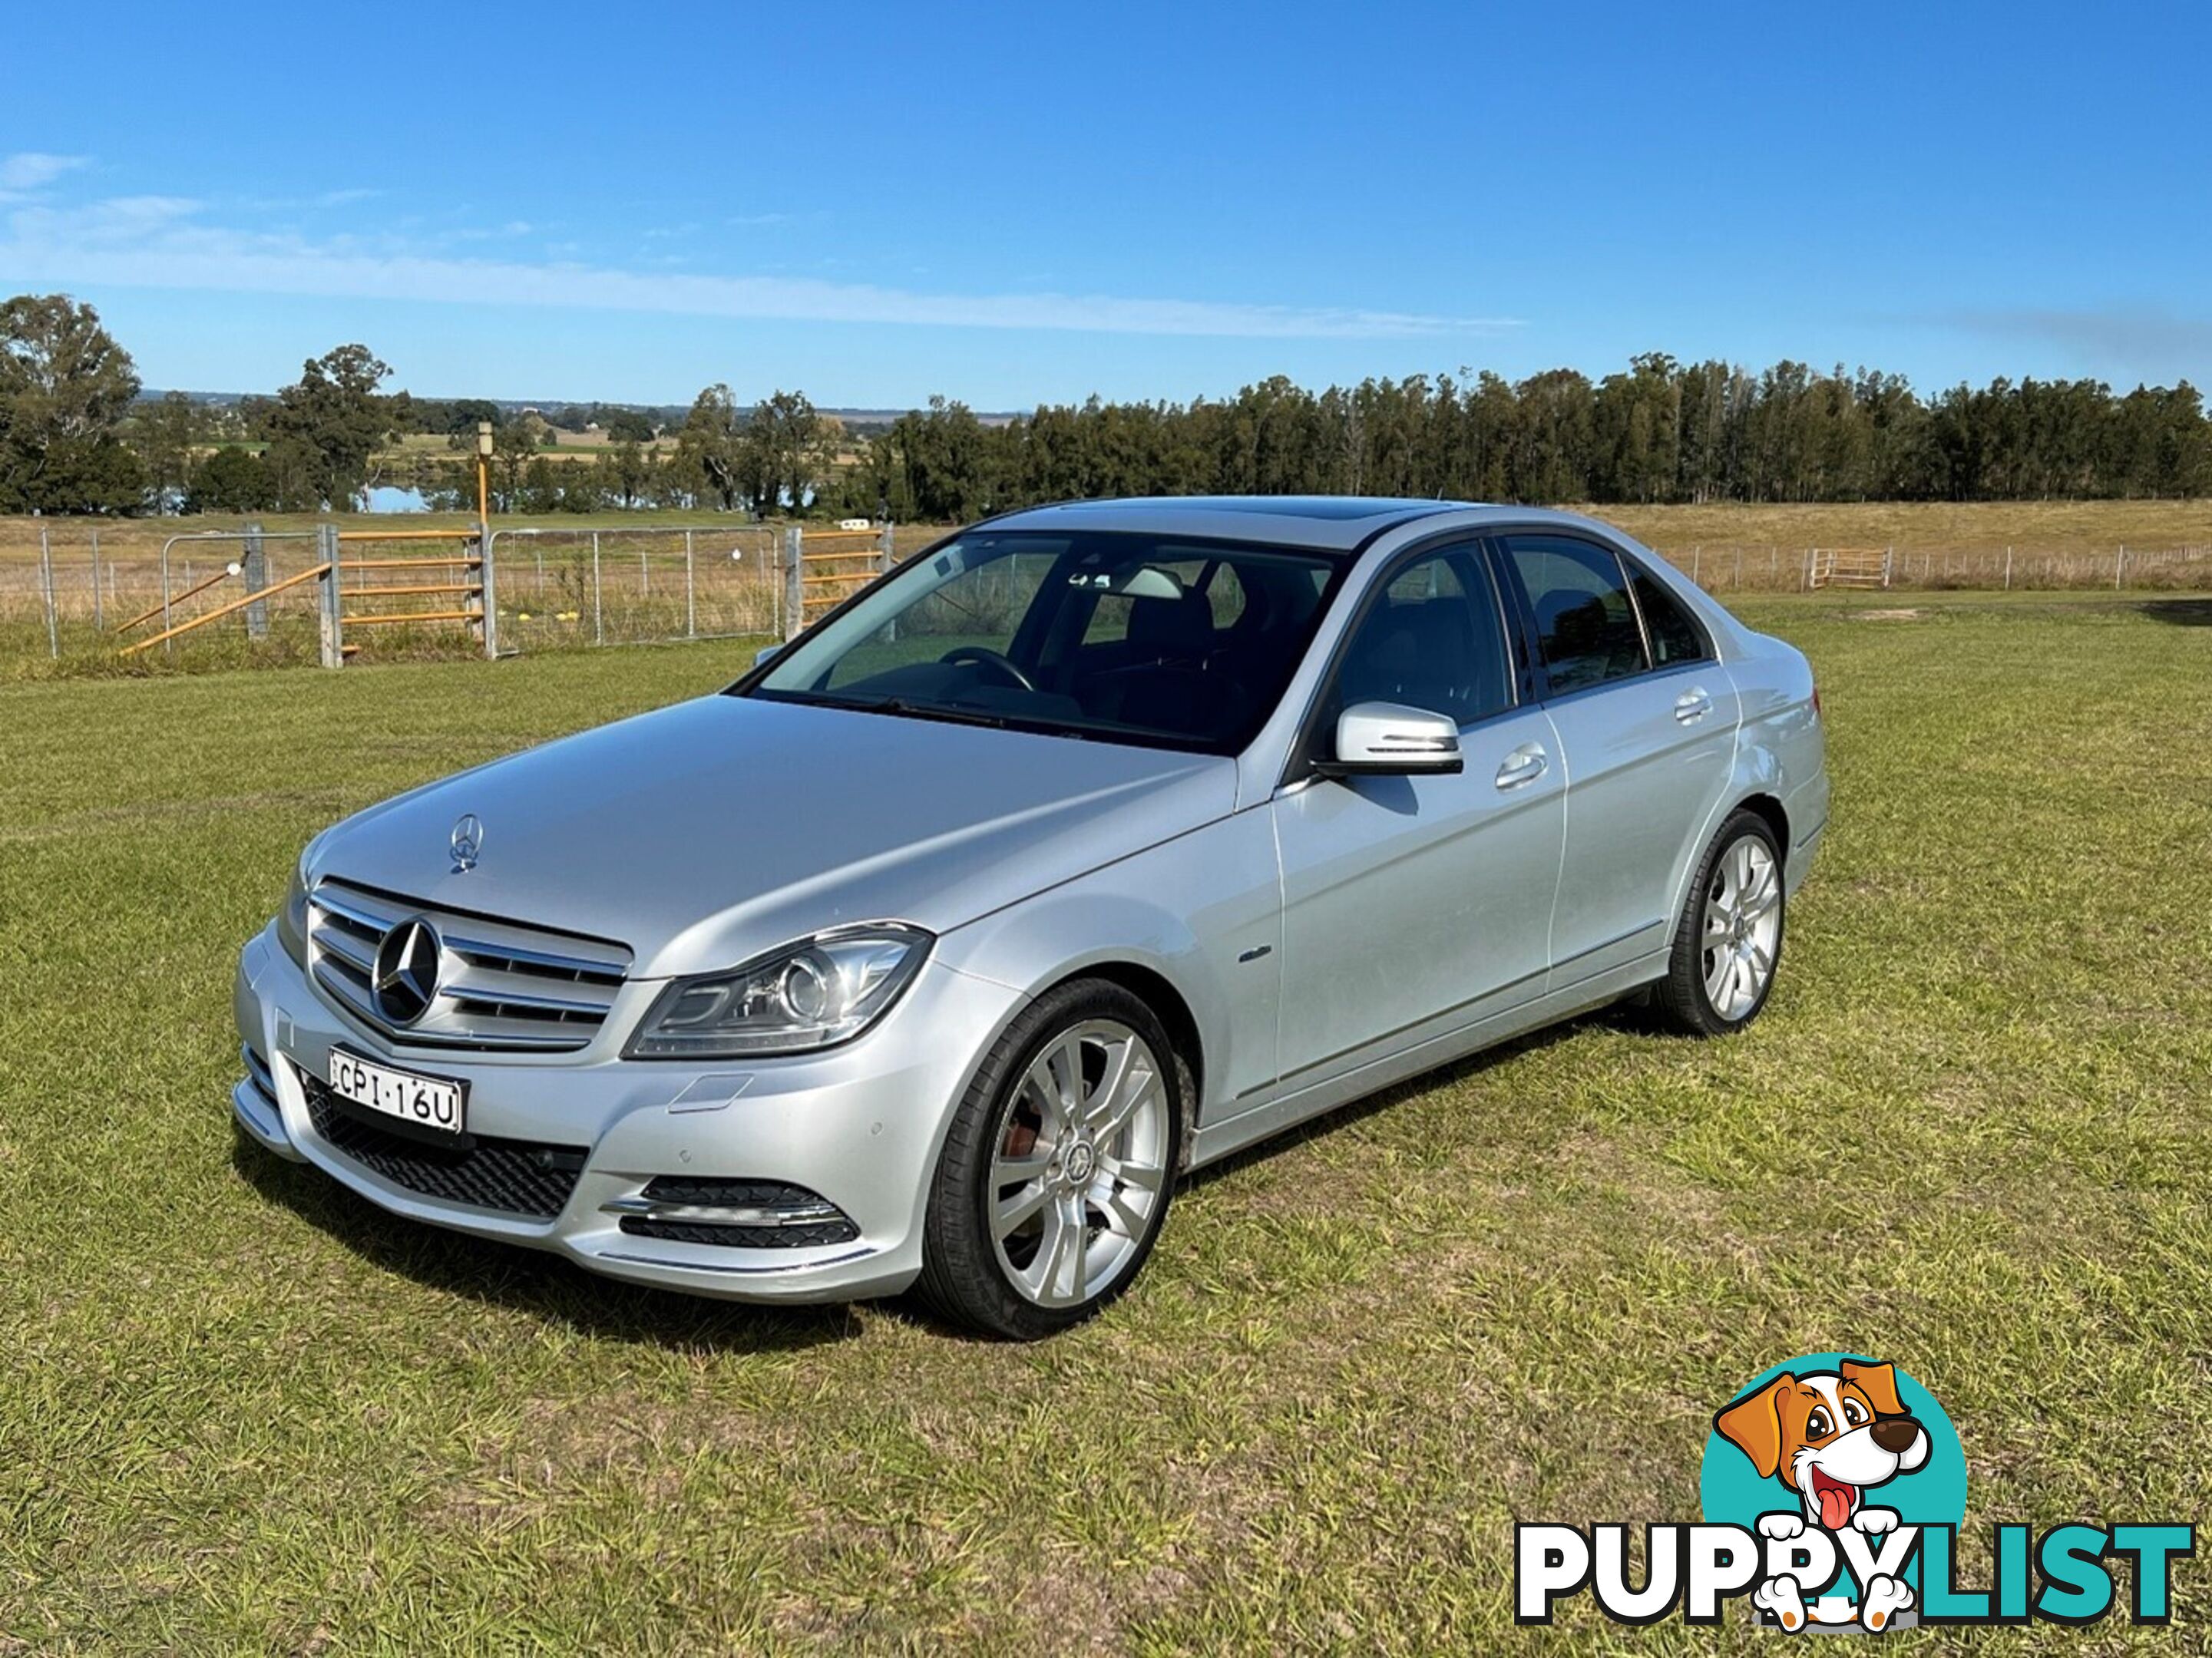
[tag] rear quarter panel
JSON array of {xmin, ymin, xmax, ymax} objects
[{"xmin": 1724, "ymin": 634, "xmax": 1828, "ymax": 892}]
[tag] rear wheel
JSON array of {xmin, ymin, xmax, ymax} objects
[
  {"xmin": 916, "ymin": 979, "xmax": 1184, "ymax": 1339},
  {"xmin": 1652, "ymin": 810, "xmax": 1785, "ymax": 1035}
]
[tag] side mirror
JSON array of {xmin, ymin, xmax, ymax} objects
[
  {"xmin": 1319, "ymin": 701, "xmax": 1463, "ymax": 777},
  {"xmin": 753, "ymin": 644, "xmax": 782, "ymax": 669}
]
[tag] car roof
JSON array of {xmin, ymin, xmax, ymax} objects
[{"xmin": 974, "ymin": 496, "xmax": 1618, "ymax": 553}]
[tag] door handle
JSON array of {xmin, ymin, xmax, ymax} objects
[
  {"xmin": 1673, "ymin": 689, "xmax": 1714, "ymax": 724},
  {"xmin": 1495, "ymin": 742, "xmax": 1549, "ymax": 790}
]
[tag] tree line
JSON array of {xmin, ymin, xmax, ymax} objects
[
  {"xmin": 857, "ymin": 361, "xmax": 2211, "ymax": 523},
  {"xmin": 4, "ymin": 292, "xmax": 2207, "ymax": 520}
]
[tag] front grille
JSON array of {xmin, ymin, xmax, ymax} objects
[
  {"xmin": 308, "ymin": 877, "xmax": 631, "ymax": 1052},
  {"xmin": 302, "ymin": 1069, "xmax": 587, "ymax": 1219},
  {"xmin": 617, "ymin": 1176, "xmax": 860, "ymax": 1250}
]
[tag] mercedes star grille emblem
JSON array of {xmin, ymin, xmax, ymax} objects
[
  {"xmin": 372, "ymin": 917, "xmax": 442, "ymax": 1026},
  {"xmin": 449, "ymin": 813, "xmax": 484, "ymax": 873}
]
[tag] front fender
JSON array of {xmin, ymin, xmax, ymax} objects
[{"xmin": 931, "ymin": 808, "xmax": 1282, "ymax": 1118}]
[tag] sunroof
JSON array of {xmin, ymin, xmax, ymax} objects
[{"xmin": 1053, "ymin": 496, "xmax": 1453, "ymax": 522}]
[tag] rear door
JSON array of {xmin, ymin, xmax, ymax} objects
[
  {"xmin": 1268, "ymin": 541, "xmax": 1566, "ymax": 1093},
  {"xmin": 1494, "ymin": 533, "xmax": 1739, "ymax": 986}
]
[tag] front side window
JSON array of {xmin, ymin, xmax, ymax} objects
[
  {"xmin": 745, "ymin": 531, "xmax": 1344, "ymax": 754},
  {"xmin": 1502, "ymin": 535, "xmax": 1650, "ymax": 694},
  {"xmin": 1326, "ymin": 545, "xmax": 1513, "ymax": 730}
]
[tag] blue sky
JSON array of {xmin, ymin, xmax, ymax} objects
[{"xmin": 3, "ymin": 1, "xmax": 2207, "ymax": 408}]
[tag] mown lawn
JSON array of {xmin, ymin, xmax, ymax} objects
[{"xmin": 2, "ymin": 593, "xmax": 2208, "ymax": 1652}]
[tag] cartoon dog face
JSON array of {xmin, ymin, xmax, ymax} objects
[{"xmin": 1714, "ymin": 1359, "xmax": 1930, "ymax": 1531}]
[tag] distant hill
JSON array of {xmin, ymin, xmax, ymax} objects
[{"xmin": 136, "ymin": 389, "xmax": 1019, "ymax": 431}]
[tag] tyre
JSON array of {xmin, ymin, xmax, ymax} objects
[
  {"xmin": 915, "ymin": 979, "xmax": 1185, "ymax": 1339},
  {"xmin": 1651, "ymin": 809, "xmax": 1786, "ymax": 1036}
]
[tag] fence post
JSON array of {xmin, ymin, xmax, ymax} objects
[
  {"xmin": 1802, "ymin": 548, "xmax": 1814, "ymax": 591},
  {"xmin": 2115, "ymin": 545, "xmax": 2125, "ymax": 590},
  {"xmin": 317, "ymin": 523, "xmax": 344, "ymax": 669},
  {"xmin": 591, "ymin": 530, "xmax": 603, "ymax": 646},
  {"xmin": 243, "ymin": 520, "xmax": 269, "ymax": 640},
  {"xmin": 685, "ymin": 530, "xmax": 697, "ymax": 639},
  {"xmin": 476, "ymin": 530, "xmax": 499, "ymax": 659},
  {"xmin": 160, "ymin": 537, "xmax": 174, "ymax": 657},
  {"xmin": 880, "ymin": 520, "xmax": 899, "ymax": 642},
  {"xmin": 90, "ymin": 526, "xmax": 102, "ymax": 632},
  {"xmin": 1691, "ymin": 545, "xmax": 1701, "ymax": 586},
  {"xmin": 1884, "ymin": 546, "xmax": 1893, "ymax": 589},
  {"xmin": 39, "ymin": 526, "xmax": 59, "ymax": 659},
  {"xmin": 783, "ymin": 526, "xmax": 805, "ymax": 641},
  {"xmin": 2003, "ymin": 546, "xmax": 2012, "ymax": 590}
]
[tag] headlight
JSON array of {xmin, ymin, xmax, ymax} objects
[
  {"xmin": 276, "ymin": 857, "xmax": 311, "ymax": 967},
  {"xmin": 626, "ymin": 924, "xmax": 933, "ymax": 1059}
]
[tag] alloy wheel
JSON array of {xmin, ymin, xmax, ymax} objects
[
  {"xmin": 1701, "ymin": 835, "xmax": 1782, "ymax": 1020},
  {"xmin": 986, "ymin": 1019, "xmax": 1171, "ymax": 1308}
]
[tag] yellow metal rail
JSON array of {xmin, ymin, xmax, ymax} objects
[
  {"xmin": 346, "ymin": 609, "xmax": 481, "ymax": 628},
  {"xmin": 123, "ymin": 562, "xmax": 332, "ymax": 655},
  {"xmin": 335, "ymin": 528, "xmax": 482, "ymax": 542},
  {"xmin": 342, "ymin": 582, "xmax": 482, "ymax": 599},
  {"xmin": 114, "ymin": 565, "xmax": 236, "ymax": 634}
]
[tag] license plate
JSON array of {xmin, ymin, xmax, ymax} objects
[{"xmin": 328, "ymin": 1047, "xmax": 466, "ymax": 1137}]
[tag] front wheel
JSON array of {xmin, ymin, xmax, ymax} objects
[
  {"xmin": 1652, "ymin": 810, "xmax": 1786, "ymax": 1035},
  {"xmin": 915, "ymin": 980, "xmax": 1185, "ymax": 1339}
]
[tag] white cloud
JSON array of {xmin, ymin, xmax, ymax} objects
[
  {"xmin": 0, "ymin": 193, "xmax": 1519, "ymax": 341},
  {"xmin": 1928, "ymin": 306, "xmax": 2212, "ymax": 379},
  {"xmin": 0, "ymin": 151, "xmax": 90, "ymax": 201}
]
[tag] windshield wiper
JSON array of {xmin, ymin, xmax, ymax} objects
[{"xmin": 858, "ymin": 696, "xmax": 1013, "ymax": 730}]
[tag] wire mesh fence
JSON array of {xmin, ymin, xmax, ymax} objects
[
  {"xmin": 7, "ymin": 517, "xmax": 2212, "ymax": 669},
  {"xmin": 1646, "ymin": 541, "xmax": 2212, "ymax": 593},
  {"xmin": 488, "ymin": 525, "xmax": 784, "ymax": 649}
]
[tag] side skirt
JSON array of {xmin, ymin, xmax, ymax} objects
[{"xmin": 1187, "ymin": 950, "xmax": 1668, "ymax": 1171}]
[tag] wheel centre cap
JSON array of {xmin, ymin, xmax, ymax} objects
[{"xmin": 1062, "ymin": 1141, "xmax": 1096, "ymax": 1185}]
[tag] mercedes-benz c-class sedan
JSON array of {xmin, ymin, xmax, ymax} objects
[{"xmin": 233, "ymin": 497, "xmax": 1825, "ymax": 1337}]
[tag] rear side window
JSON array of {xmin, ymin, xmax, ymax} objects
[
  {"xmin": 1501, "ymin": 535, "xmax": 1650, "ymax": 694},
  {"xmin": 1630, "ymin": 569, "xmax": 1711, "ymax": 666}
]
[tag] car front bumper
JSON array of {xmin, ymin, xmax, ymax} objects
[{"xmin": 231, "ymin": 926, "xmax": 1027, "ymax": 1303}]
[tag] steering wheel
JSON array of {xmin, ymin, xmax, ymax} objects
[{"xmin": 938, "ymin": 645, "xmax": 1038, "ymax": 693}]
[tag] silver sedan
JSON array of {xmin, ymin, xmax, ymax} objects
[{"xmin": 233, "ymin": 497, "xmax": 1826, "ymax": 1338}]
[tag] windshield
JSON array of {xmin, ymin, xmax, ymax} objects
[{"xmin": 741, "ymin": 530, "xmax": 1347, "ymax": 754}]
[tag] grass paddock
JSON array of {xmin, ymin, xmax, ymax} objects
[{"xmin": 2, "ymin": 591, "xmax": 2208, "ymax": 1650}]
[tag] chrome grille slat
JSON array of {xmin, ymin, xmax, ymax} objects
[
  {"xmin": 312, "ymin": 957, "xmax": 379, "ymax": 1020},
  {"xmin": 312, "ymin": 888, "xmax": 400, "ymax": 934},
  {"xmin": 440, "ymin": 959, "xmax": 623, "ymax": 1016},
  {"xmin": 307, "ymin": 877, "xmax": 632, "ymax": 1052},
  {"xmin": 445, "ymin": 934, "xmax": 626, "ymax": 983},
  {"xmin": 445, "ymin": 983, "xmax": 614, "ymax": 1019},
  {"xmin": 316, "ymin": 928, "xmax": 375, "ymax": 975}
]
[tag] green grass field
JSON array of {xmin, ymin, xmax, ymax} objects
[{"xmin": 3, "ymin": 592, "xmax": 2210, "ymax": 1650}]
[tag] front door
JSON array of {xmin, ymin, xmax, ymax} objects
[{"xmin": 1270, "ymin": 542, "xmax": 1566, "ymax": 1093}]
